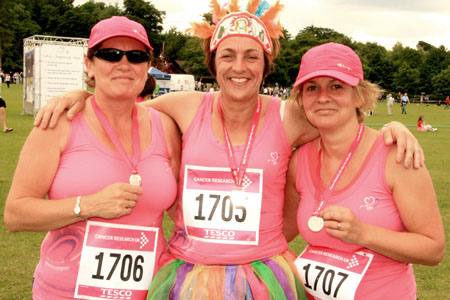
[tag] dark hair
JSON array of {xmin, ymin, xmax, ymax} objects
[
  {"xmin": 84, "ymin": 44, "xmax": 102, "ymax": 88},
  {"xmin": 202, "ymin": 37, "xmax": 280, "ymax": 81},
  {"xmin": 139, "ymin": 74, "xmax": 156, "ymax": 98}
]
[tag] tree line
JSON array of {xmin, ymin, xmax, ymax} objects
[{"xmin": 1, "ymin": 0, "xmax": 449, "ymax": 99}]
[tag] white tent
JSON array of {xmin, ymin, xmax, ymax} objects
[
  {"xmin": 149, "ymin": 67, "xmax": 171, "ymax": 95},
  {"xmin": 23, "ymin": 35, "xmax": 88, "ymax": 116}
]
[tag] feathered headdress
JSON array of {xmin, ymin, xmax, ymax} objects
[{"xmin": 189, "ymin": 0, "xmax": 284, "ymax": 55}]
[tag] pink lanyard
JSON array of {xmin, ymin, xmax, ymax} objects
[
  {"xmin": 312, "ymin": 123, "xmax": 365, "ymax": 216},
  {"xmin": 91, "ymin": 96, "xmax": 141, "ymax": 177},
  {"xmin": 217, "ymin": 95, "xmax": 262, "ymax": 189}
]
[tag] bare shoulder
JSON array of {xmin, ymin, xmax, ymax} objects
[
  {"xmin": 27, "ymin": 112, "xmax": 72, "ymax": 153},
  {"xmin": 151, "ymin": 91, "xmax": 205, "ymax": 107},
  {"xmin": 148, "ymin": 91, "xmax": 206, "ymax": 133},
  {"xmin": 385, "ymin": 143, "xmax": 430, "ymax": 189}
]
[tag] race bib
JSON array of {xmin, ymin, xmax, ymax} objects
[
  {"xmin": 75, "ymin": 221, "xmax": 158, "ymax": 300},
  {"xmin": 183, "ymin": 165, "xmax": 263, "ymax": 245},
  {"xmin": 295, "ymin": 245, "xmax": 373, "ymax": 300}
]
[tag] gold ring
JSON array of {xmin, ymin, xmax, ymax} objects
[{"xmin": 337, "ymin": 222, "xmax": 341, "ymax": 230}]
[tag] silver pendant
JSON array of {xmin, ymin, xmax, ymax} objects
[
  {"xmin": 308, "ymin": 216, "xmax": 324, "ymax": 232},
  {"xmin": 129, "ymin": 174, "xmax": 142, "ymax": 186}
]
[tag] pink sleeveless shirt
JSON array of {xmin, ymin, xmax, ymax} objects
[
  {"xmin": 167, "ymin": 93, "xmax": 292, "ymax": 264},
  {"xmin": 33, "ymin": 108, "xmax": 177, "ymax": 300},
  {"xmin": 296, "ymin": 134, "xmax": 416, "ymax": 299}
]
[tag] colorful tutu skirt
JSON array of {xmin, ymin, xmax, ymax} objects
[{"xmin": 147, "ymin": 250, "xmax": 309, "ymax": 300}]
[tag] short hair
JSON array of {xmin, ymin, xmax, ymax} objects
[
  {"xmin": 202, "ymin": 37, "xmax": 280, "ymax": 81},
  {"xmin": 291, "ymin": 79, "xmax": 383, "ymax": 123}
]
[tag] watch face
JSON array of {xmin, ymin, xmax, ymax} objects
[{"xmin": 74, "ymin": 206, "xmax": 81, "ymax": 215}]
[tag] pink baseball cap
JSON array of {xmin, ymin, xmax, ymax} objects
[
  {"xmin": 88, "ymin": 16, "xmax": 153, "ymax": 50},
  {"xmin": 293, "ymin": 42, "xmax": 363, "ymax": 87}
]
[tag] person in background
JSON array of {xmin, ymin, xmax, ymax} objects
[
  {"xmin": 445, "ymin": 95, "xmax": 449, "ymax": 110},
  {"xmin": 386, "ymin": 93, "xmax": 394, "ymax": 116},
  {"xmin": 283, "ymin": 42, "xmax": 445, "ymax": 300},
  {"xmin": 137, "ymin": 73, "xmax": 156, "ymax": 102},
  {"xmin": 4, "ymin": 16, "xmax": 180, "ymax": 300},
  {"xmin": 417, "ymin": 115, "xmax": 438, "ymax": 132},
  {"xmin": 32, "ymin": 1, "xmax": 425, "ymax": 298},
  {"xmin": 0, "ymin": 96, "xmax": 13, "ymax": 133},
  {"xmin": 5, "ymin": 73, "xmax": 11, "ymax": 88},
  {"xmin": 401, "ymin": 92, "xmax": 409, "ymax": 114}
]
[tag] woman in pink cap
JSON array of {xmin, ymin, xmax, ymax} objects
[
  {"xmin": 33, "ymin": 2, "xmax": 423, "ymax": 299},
  {"xmin": 4, "ymin": 16, "xmax": 180, "ymax": 300},
  {"xmin": 283, "ymin": 42, "xmax": 445, "ymax": 300}
]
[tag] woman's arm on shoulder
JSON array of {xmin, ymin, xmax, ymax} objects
[
  {"xmin": 148, "ymin": 91, "xmax": 205, "ymax": 133},
  {"xmin": 34, "ymin": 89, "xmax": 91, "ymax": 128},
  {"xmin": 381, "ymin": 121, "xmax": 424, "ymax": 168},
  {"xmin": 283, "ymin": 149, "xmax": 301, "ymax": 242},
  {"xmin": 283, "ymin": 100, "xmax": 319, "ymax": 149}
]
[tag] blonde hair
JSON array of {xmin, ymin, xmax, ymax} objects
[{"xmin": 291, "ymin": 79, "xmax": 383, "ymax": 123}]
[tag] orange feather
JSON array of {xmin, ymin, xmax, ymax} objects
[
  {"xmin": 228, "ymin": 0, "xmax": 240, "ymax": 12},
  {"xmin": 259, "ymin": 0, "xmax": 284, "ymax": 38},
  {"xmin": 247, "ymin": 0, "xmax": 262, "ymax": 14},
  {"xmin": 209, "ymin": 0, "xmax": 222, "ymax": 22},
  {"xmin": 188, "ymin": 22, "xmax": 216, "ymax": 39}
]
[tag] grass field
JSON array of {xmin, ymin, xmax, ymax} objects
[{"xmin": 0, "ymin": 82, "xmax": 449, "ymax": 299}]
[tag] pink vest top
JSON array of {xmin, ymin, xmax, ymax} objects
[
  {"xmin": 33, "ymin": 108, "xmax": 177, "ymax": 300},
  {"xmin": 168, "ymin": 93, "xmax": 292, "ymax": 264},
  {"xmin": 296, "ymin": 134, "xmax": 416, "ymax": 299}
]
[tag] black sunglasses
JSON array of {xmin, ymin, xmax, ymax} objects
[{"xmin": 93, "ymin": 48, "xmax": 150, "ymax": 64}]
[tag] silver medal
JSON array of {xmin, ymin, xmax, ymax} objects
[
  {"xmin": 308, "ymin": 216, "xmax": 324, "ymax": 232},
  {"xmin": 129, "ymin": 174, "xmax": 142, "ymax": 186}
]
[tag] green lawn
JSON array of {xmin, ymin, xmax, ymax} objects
[{"xmin": 0, "ymin": 83, "xmax": 449, "ymax": 299}]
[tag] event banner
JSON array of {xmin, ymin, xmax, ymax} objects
[{"xmin": 39, "ymin": 44, "xmax": 85, "ymax": 108}]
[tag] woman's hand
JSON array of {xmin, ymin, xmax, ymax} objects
[
  {"xmin": 320, "ymin": 206, "xmax": 366, "ymax": 245},
  {"xmin": 81, "ymin": 182, "xmax": 143, "ymax": 219},
  {"xmin": 381, "ymin": 121, "xmax": 424, "ymax": 168},
  {"xmin": 34, "ymin": 90, "xmax": 91, "ymax": 129}
]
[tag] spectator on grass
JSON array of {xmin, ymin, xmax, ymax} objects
[
  {"xmin": 4, "ymin": 16, "xmax": 180, "ymax": 300},
  {"xmin": 417, "ymin": 115, "xmax": 438, "ymax": 132},
  {"xmin": 0, "ymin": 97, "xmax": 13, "ymax": 133},
  {"xmin": 387, "ymin": 93, "xmax": 394, "ymax": 115},
  {"xmin": 401, "ymin": 92, "xmax": 409, "ymax": 114}
]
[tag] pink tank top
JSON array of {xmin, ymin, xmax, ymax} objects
[
  {"xmin": 168, "ymin": 93, "xmax": 292, "ymax": 264},
  {"xmin": 296, "ymin": 135, "xmax": 416, "ymax": 299},
  {"xmin": 32, "ymin": 108, "xmax": 177, "ymax": 300}
]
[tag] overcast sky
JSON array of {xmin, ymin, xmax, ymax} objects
[{"xmin": 73, "ymin": 0, "xmax": 450, "ymax": 50}]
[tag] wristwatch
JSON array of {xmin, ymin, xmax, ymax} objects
[{"xmin": 74, "ymin": 196, "xmax": 82, "ymax": 218}]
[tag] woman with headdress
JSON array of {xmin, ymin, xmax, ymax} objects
[{"xmin": 33, "ymin": 1, "xmax": 424, "ymax": 299}]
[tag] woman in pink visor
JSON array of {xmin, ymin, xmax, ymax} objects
[
  {"xmin": 5, "ymin": 16, "xmax": 180, "ymax": 300},
  {"xmin": 283, "ymin": 42, "xmax": 445, "ymax": 300}
]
